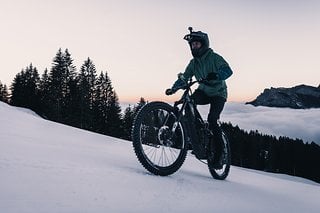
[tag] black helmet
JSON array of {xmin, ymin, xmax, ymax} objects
[{"xmin": 183, "ymin": 27, "xmax": 210, "ymax": 57}]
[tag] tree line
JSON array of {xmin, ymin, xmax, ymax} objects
[
  {"xmin": 1, "ymin": 48, "xmax": 144, "ymax": 139},
  {"xmin": 1, "ymin": 48, "xmax": 319, "ymax": 183},
  {"xmin": 221, "ymin": 122, "xmax": 320, "ymax": 183}
]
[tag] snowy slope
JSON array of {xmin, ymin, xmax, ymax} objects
[{"xmin": 0, "ymin": 101, "xmax": 319, "ymax": 213}]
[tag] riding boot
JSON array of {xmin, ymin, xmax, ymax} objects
[{"xmin": 188, "ymin": 127, "xmax": 207, "ymax": 159}]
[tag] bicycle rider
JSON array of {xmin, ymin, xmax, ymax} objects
[{"xmin": 166, "ymin": 27, "xmax": 233, "ymax": 169}]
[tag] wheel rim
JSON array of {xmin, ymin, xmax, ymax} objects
[{"xmin": 138, "ymin": 108, "xmax": 185, "ymax": 168}]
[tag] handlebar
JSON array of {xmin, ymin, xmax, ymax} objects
[
  {"xmin": 165, "ymin": 79, "xmax": 198, "ymax": 96},
  {"xmin": 165, "ymin": 72, "xmax": 218, "ymax": 95},
  {"xmin": 165, "ymin": 72, "xmax": 217, "ymax": 96},
  {"xmin": 166, "ymin": 78, "xmax": 210, "ymax": 95}
]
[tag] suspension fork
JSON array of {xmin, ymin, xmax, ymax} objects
[
  {"xmin": 156, "ymin": 105, "xmax": 181, "ymax": 136},
  {"xmin": 170, "ymin": 103, "xmax": 186, "ymax": 134}
]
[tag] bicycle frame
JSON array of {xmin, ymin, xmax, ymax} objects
[
  {"xmin": 170, "ymin": 79, "xmax": 207, "ymax": 146},
  {"xmin": 176, "ymin": 80, "xmax": 205, "ymax": 119}
]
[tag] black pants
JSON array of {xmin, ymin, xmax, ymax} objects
[{"xmin": 191, "ymin": 89, "xmax": 225, "ymax": 157}]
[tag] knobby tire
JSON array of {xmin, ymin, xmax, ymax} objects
[{"xmin": 132, "ymin": 102, "xmax": 188, "ymax": 176}]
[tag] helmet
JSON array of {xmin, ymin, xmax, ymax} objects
[{"xmin": 183, "ymin": 27, "xmax": 210, "ymax": 57}]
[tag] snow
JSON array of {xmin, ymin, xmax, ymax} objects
[{"xmin": 0, "ymin": 101, "xmax": 319, "ymax": 213}]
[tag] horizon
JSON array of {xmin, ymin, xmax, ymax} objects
[
  {"xmin": 1, "ymin": 0, "xmax": 320, "ymax": 103},
  {"xmin": 1, "ymin": 68, "xmax": 318, "ymax": 103}
]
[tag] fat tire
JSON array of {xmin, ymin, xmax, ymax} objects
[
  {"xmin": 207, "ymin": 131, "xmax": 231, "ymax": 180},
  {"xmin": 132, "ymin": 101, "xmax": 188, "ymax": 176}
]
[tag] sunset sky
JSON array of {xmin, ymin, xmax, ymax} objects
[{"xmin": 1, "ymin": 0, "xmax": 319, "ymax": 103}]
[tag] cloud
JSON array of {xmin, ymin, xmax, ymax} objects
[{"xmin": 198, "ymin": 103, "xmax": 320, "ymax": 144}]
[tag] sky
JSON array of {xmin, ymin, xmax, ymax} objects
[
  {"xmin": 0, "ymin": 0, "xmax": 319, "ymax": 103},
  {"xmin": 0, "ymin": 101, "xmax": 319, "ymax": 213}
]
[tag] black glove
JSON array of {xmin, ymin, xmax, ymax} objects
[
  {"xmin": 166, "ymin": 75, "xmax": 187, "ymax": 96},
  {"xmin": 200, "ymin": 72, "xmax": 218, "ymax": 86},
  {"xmin": 165, "ymin": 88, "xmax": 174, "ymax": 96},
  {"xmin": 206, "ymin": 72, "xmax": 218, "ymax": 80},
  {"xmin": 172, "ymin": 78, "xmax": 187, "ymax": 91}
]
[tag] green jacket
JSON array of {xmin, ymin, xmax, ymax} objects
[{"xmin": 182, "ymin": 48, "xmax": 232, "ymax": 99}]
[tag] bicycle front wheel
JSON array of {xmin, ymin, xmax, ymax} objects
[{"xmin": 132, "ymin": 101, "xmax": 188, "ymax": 176}]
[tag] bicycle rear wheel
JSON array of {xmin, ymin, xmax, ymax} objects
[
  {"xmin": 207, "ymin": 131, "xmax": 231, "ymax": 180},
  {"xmin": 132, "ymin": 102, "xmax": 188, "ymax": 176}
]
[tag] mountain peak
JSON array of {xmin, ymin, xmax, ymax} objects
[{"xmin": 246, "ymin": 84, "xmax": 320, "ymax": 109}]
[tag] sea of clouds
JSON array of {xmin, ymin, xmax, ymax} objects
[{"xmin": 205, "ymin": 102, "xmax": 320, "ymax": 144}]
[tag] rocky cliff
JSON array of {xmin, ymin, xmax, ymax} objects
[{"xmin": 246, "ymin": 84, "xmax": 320, "ymax": 109}]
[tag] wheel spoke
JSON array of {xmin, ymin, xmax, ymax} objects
[
  {"xmin": 132, "ymin": 102, "xmax": 188, "ymax": 176},
  {"xmin": 140, "ymin": 108, "xmax": 184, "ymax": 167}
]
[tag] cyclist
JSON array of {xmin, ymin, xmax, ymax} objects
[{"xmin": 166, "ymin": 27, "xmax": 233, "ymax": 169}]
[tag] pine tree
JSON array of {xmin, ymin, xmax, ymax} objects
[
  {"xmin": 94, "ymin": 71, "xmax": 123, "ymax": 137},
  {"xmin": 61, "ymin": 49, "xmax": 78, "ymax": 125},
  {"xmin": 77, "ymin": 57, "xmax": 97, "ymax": 130},
  {"xmin": 28, "ymin": 64, "xmax": 41, "ymax": 113},
  {"xmin": 133, "ymin": 97, "xmax": 147, "ymax": 115},
  {"xmin": 46, "ymin": 48, "xmax": 77, "ymax": 122},
  {"xmin": 64, "ymin": 49, "xmax": 77, "ymax": 81},
  {"xmin": 10, "ymin": 64, "xmax": 40, "ymax": 112},
  {"xmin": 10, "ymin": 71, "xmax": 24, "ymax": 106},
  {"xmin": 105, "ymin": 86, "xmax": 123, "ymax": 137},
  {"xmin": 122, "ymin": 105, "xmax": 134, "ymax": 140},
  {"xmin": 93, "ymin": 72, "xmax": 108, "ymax": 133},
  {"xmin": 0, "ymin": 81, "xmax": 8, "ymax": 103},
  {"xmin": 38, "ymin": 68, "xmax": 51, "ymax": 117},
  {"xmin": 120, "ymin": 98, "xmax": 147, "ymax": 140},
  {"xmin": 0, "ymin": 81, "xmax": 9, "ymax": 103},
  {"xmin": 47, "ymin": 48, "xmax": 66, "ymax": 121}
]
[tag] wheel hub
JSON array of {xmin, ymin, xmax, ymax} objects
[{"xmin": 158, "ymin": 126, "xmax": 173, "ymax": 146}]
